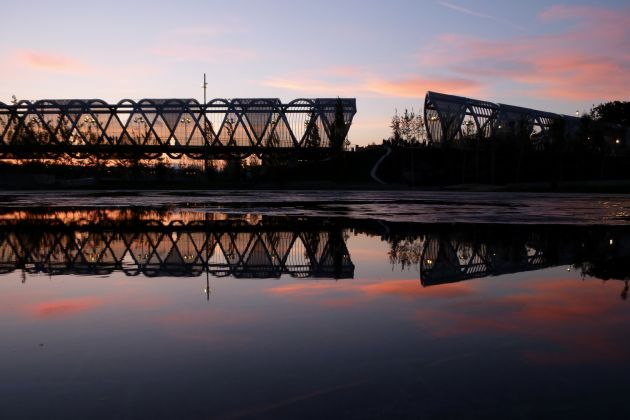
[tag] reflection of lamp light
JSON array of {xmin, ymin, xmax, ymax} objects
[
  {"xmin": 616, "ymin": 139, "xmax": 621, "ymax": 144},
  {"xmin": 430, "ymin": 116, "xmax": 438, "ymax": 121}
]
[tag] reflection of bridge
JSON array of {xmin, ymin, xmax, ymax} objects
[
  {"xmin": 0, "ymin": 98, "xmax": 356, "ymax": 160},
  {"xmin": 413, "ymin": 225, "xmax": 630, "ymax": 286},
  {"xmin": 0, "ymin": 214, "xmax": 354, "ymax": 279}
]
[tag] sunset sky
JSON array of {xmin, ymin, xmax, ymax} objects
[{"xmin": 2, "ymin": 0, "xmax": 629, "ymax": 145}]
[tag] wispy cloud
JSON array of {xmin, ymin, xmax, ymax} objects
[
  {"xmin": 438, "ymin": 1, "xmax": 527, "ymax": 31},
  {"xmin": 420, "ymin": 5, "xmax": 630, "ymax": 101},
  {"xmin": 262, "ymin": 68, "xmax": 482, "ymax": 99}
]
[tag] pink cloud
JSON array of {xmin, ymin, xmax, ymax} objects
[
  {"xmin": 417, "ymin": 5, "xmax": 630, "ymax": 102},
  {"xmin": 364, "ymin": 77, "xmax": 481, "ymax": 98},
  {"xmin": 15, "ymin": 50, "xmax": 91, "ymax": 74},
  {"xmin": 263, "ymin": 77, "xmax": 357, "ymax": 96},
  {"xmin": 538, "ymin": 5, "xmax": 618, "ymax": 22},
  {"xmin": 263, "ymin": 72, "xmax": 482, "ymax": 98}
]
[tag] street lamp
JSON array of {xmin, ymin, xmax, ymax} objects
[
  {"xmin": 133, "ymin": 116, "xmax": 145, "ymax": 141},
  {"xmin": 181, "ymin": 116, "xmax": 192, "ymax": 141},
  {"xmin": 201, "ymin": 73, "xmax": 208, "ymax": 104}
]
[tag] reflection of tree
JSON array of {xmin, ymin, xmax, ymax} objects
[
  {"xmin": 302, "ymin": 231, "xmax": 321, "ymax": 263},
  {"xmin": 327, "ymin": 228, "xmax": 346, "ymax": 279},
  {"xmin": 224, "ymin": 116, "xmax": 236, "ymax": 146},
  {"xmin": 388, "ymin": 236, "xmax": 425, "ymax": 270},
  {"xmin": 577, "ymin": 259, "xmax": 630, "ymax": 300}
]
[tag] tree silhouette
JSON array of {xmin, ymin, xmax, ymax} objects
[
  {"xmin": 303, "ymin": 112, "xmax": 321, "ymax": 148},
  {"xmin": 591, "ymin": 101, "xmax": 630, "ymax": 126},
  {"xmin": 329, "ymin": 98, "xmax": 348, "ymax": 153}
]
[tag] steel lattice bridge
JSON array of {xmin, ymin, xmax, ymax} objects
[
  {"xmin": 0, "ymin": 98, "xmax": 356, "ymax": 160},
  {"xmin": 0, "ymin": 212, "xmax": 354, "ymax": 279},
  {"xmin": 424, "ymin": 91, "xmax": 581, "ymax": 149}
]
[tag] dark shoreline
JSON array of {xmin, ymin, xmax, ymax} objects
[{"xmin": 3, "ymin": 179, "xmax": 630, "ymax": 193}]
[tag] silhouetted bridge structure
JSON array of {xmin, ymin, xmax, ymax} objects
[
  {"xmin": 0, "ymin": 98, "xmax": 356, "ymax": 160},
  {"xmin": 0, "ymin": 212, "xmax": 354, "ymax": 278}
]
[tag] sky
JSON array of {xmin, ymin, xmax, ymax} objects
[{"xmin": 1, "ymin": 0, "xmax": 629, "ymax": 145}]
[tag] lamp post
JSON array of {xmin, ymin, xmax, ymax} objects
[
  {"xmin": 201, "ymin": 73, "xmax": 208, "ymax": 104},
  {"xmin": 201, "ymin": 74, "xmax": 210, "ymax": 174},
  {"xmin": 133, "ymin": 116, "xmax": 145, "ymax": 142},
  {"xmin": 181, "ymin": 116, "xmax": 192, "ymax": 142}
]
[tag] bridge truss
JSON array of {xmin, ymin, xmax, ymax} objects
[
  {"xmin": 424, "ymin": 91, "xmax": 579, "ymax": 148},
  {"xmin": 0, "ymin": 98, "xmax": 356, "ymax": 160}
]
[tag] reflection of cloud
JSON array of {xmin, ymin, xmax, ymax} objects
[
  {"xmin": 417, "ymin": 278, "xmax": 630, "ymax": 364},
  {"xmin": 267, "ymin": 279, "xmax": 474, "ymax": 305},
  {"xmin": 267, "ymin": 282, "xmax": 348, "ymax": 297},
  {"xmin": 157, "ymin": 308, "xmax": 259, "ymax": 346},
  {"xmin": 271, "ymin": 275, "xmax": 630, "ymax": 365},
  {"xmin": 29, "ymin": 296, "xmax": 102, "ymax": 318},
  {"xmin": 14, "ymin": 50, "xmax": 91, "ymax": 74},
  {"xmin": 361, "ymin": 280, "xmax": 473, "ymax": 299},
  {"xmin": 159, "ymin": 308, "xmax": 258, "ymax": 327}
]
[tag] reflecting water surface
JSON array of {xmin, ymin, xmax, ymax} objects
[{"xmin": 1, "ymin": 202, "xmax": 630, "ymax": 419}]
